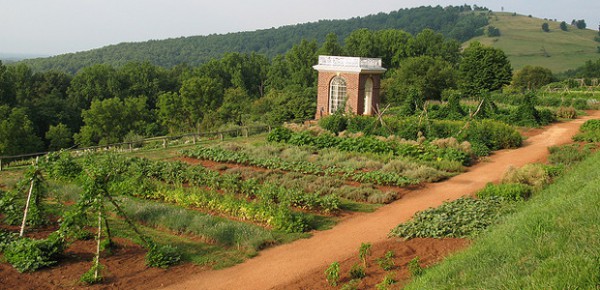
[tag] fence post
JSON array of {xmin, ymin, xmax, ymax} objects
[
  {"xmin": 244, "ymin": 127, "xmax": 248, "ymax": 138},
  {"xmin": 192, "ymin": 135, "xmax": 197, "ymax": 144},
  {"xmin": 163, "ymin": 138, "xmax": 167, "ymax": 148},
  {"xmin": 219, "ymin": 133, "xmax": 224, "ymax": 141},
  {"xmin": 0, "ymin": 158, "xmax": 2, "ymax": 171}
]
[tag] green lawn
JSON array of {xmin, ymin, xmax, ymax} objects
[
  {"xmin": 467, "ymin": 12, "xmax": 599, "ymax": 73},
  {"xmin": 405, "ymin": 150, "xmax": 600, "ymax": 289}
]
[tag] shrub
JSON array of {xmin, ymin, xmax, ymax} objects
[
  {"xmin": 366, "ymin": 191, "xmax": 398, "ymax": 204},
  {"xmin": 573, "ymin": 119, "xmax": 600, "ymax": 142},
  {"xmin": 377, "ymin": 250, "xmax": 395, "ymax": 271},
  {"xmin": 266, "ymin": 127, "xmax": 293, "ymax": 143},
  {"xmin": 471, "ymin": 142, "xmax": 491, "ymax": 157},
  {"xmin": 349, "ymin": 263, "xmax": 366, "ymax": 279},
  {"xmin": 4, "ymin": 234, "xmax": 65, "ymax": 273},
  {"xmin": 502, "ymin": 163, "xmax": 550, "ymax": 189},
  {"xmin": 346, "ymin": 115, "xmax": 377, "ymax": 133},
  {"xmin": 145, "ymin": 244, "xmax": 181, "ymax": 268},
  {"xmin": 325, "ymin": 261, "xmax": 341, "ymax": 286},
  {"xmin": 464, "ymin": 120, "xmax": 522, "ymax": 150},
  {"xmin": 389, "ymin": 197, "xmax": 515, "ymax": 239},
  {"xmin": 555, "ymin": 107, "xmax": 577, "ymax": 119},
  {"xmin": 548, "ymin": 144, "xmax": 592, "ymax": 167},
  {"xmin": 476, "ymin": 183, "xmax": 533, "ymax": 201},
  {"xmin": 319, "ymin": 114, "xmax": 348, "ymax": 134}
]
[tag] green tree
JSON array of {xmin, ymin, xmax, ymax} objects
[
  {"xmin": 383, "ymin": 56, "xmax": 456, "ymax": 105},
  {"xmin": 458, "ymin": 42, "xmax": 513, "ymax": 96},
  {"xmin": 560, "ymin": 21, "xmax": 568, "ymax": 31},
  {"xmin": 251, "ymin": 85, "xmax": 315, "ymax": 125},
  {"xmin": 512, "ymin": 65, "xmax": 554, "ymax": 91},
  {"xmin": 374, "ymin": 29, "xmax": 412, "ymax": 66},
  {"xmin": 285, "ymin": 39, "xmax": 318, "ymax": 88},
  {"xmin": 317, "ymin": 32, "xmax": 345, "ymax": 56},
  {"xmin": 216, "ymin": 87, "xmax": 253, "ymax": 126},
  {"xmin": 345, "ymin": 28, "xmax": 376, "ymax": 57},
  {"xmin": 265, "ymin": 55, "xmax": 291, "ymax": 91},
  {"xmin": 118, "ymin": 61, "xmax": 172, "ymax": 109},
  {"xmin": 542, "ymin": 23, "xmax": 550, "ymax": 32},
  {"xmin": 405, "ymin": 29, "xmax": 461, "ymax": 64},
  {"xmin": 74, "ymin": 96, "xmax": 151, "ymax": 146},
  {"xmin": 179, "ymin": 76, "xmax": 224, "ymax": 130},
  {"xmin": 45, "ymin": 123, "xmax": 73, "ymax": 151},
  {"xmin": 220, "ymin": 52, "xmax": 269, "ymax": 98},
  {"xmin": 0, "ymin": 106, "xmax": 44, "ymax": 156},
  {"xmin": 487, "ymin": 26, "xmax": 501, "ymax": 37},
  {"xmin": 0, "ymin": 61, "xmax": 16, "ymax": 106},
  {"xmin": 156, "ymin": 92, "xmax": 186, "ymax": 134},
  {"xmin": 67, "ymin": 64, "xmax": 122, "ymax": 110},
  {"xmin": 575, "ymin": 19, "xmax": 586, "ymax": 29}
]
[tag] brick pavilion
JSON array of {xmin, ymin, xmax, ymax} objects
[{"xmin": 313, "ymin": 55, "xmax": 386, "ymax": 119}]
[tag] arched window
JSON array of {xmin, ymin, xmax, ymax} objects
[
  {"xmin": 363, "ymin": 78, "xmax": 373, "ymax": 115},
  {"xmin": 329, "ymin": 76, "xmax": 347, "ymax": 114}
]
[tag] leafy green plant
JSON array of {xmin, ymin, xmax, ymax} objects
[
  {"xmin": 376, "ymin": 272, "xmax": 398, "ymax": 289},
  {"xmin": 79, "ymin": 257, "xmax": 104, "ymax": 285},
  {"xmin": 359, "ymin": 242, "xmax": 372, "ymax": 267},
  {"xmin": 325, "ymin": 261, "xmax": 341, "ymax": 286},
  {"xmin": 319, "ymin": 114, "xmax": 348, "ymax": 134},
  {"xmin": 548, "ymin": 144, "xmax": 592, "ymax": 167},
  {"xmin": 145, "ymin": 243, "xmax": 181, "ymax": 268},
  {"xmin": 349, "ymin": 263, "xmax": 366, "ymax": 279},
  {"xmin": 476, "ymin": 183, "xmax": 533, "ymax": 201},
  {"xmin": 266, "ymin": 127, "xmax": 294, "ymax": 143},
  {"xmin": 4, "ymin": 233, "xmax": 65, "ymax": 273},
  {"xmin": 408, "ymin": 256, "xmax": 423, "ymax": 276},
  {"xmin": 0, "ymin": 230, "xmax": 16, "ymax": 251},
  {"xmin": 340, "ymin": 279, "xmax": 360, "ymax": 290},
  {"xmin": 389, "ymin": 197, "xmax": 515, "ymax": 239},
  {"xmin": 377, "ymin": 250, "xmax": 395, "ymax": 271},
  {"xmin": 573, "ymin": 119, "xmax": 600, "ymax": 142}
]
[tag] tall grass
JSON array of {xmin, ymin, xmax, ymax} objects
[
  {"xmin": 118, "ymin": 197, "xmax": 278, "ymax": 251},
  {"xmin": 405, "ymin": 151, "xmax": 600, "ymax": 289}
]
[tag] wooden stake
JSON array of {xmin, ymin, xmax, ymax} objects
[
  {"xmin": 95, "ymin": 209, "xmax": 102, "ymax": 280},
  {"xmin": 19, "ymin": 177, "xmax": 35, "ymax": 237}
]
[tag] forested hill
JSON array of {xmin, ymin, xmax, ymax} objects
[{"xmin": 19, "ymin": 5, "xmax": 489, "ymax": 73}]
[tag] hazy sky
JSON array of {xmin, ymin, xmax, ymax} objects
[{"xmin": 1, "ymin": 0, "xmax": 598, "ymax": 56}]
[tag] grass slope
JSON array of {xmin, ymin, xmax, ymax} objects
[
  {"xmin": 405, "ymin": 150, "xmax": 600, "ymax": 289},
  {"xmin": 467, "ymin": 12, "xmax": 599, "ymax": 73}
]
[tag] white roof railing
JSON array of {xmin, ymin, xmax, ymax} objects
[{"xmin": 314, "ymin": 55, "xmax": 386, "ymax": 73}]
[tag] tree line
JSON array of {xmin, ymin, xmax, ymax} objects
[
  {"xmin": 3, "ymin": 23, "xmax": 599, "ymax": 157},
  {"xmin": 19, "ymin": 5, "xmax": 489, "ymax": 73}
]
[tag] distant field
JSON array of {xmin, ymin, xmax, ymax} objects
[{"xmin": 466, "ymin": 12, "xmax": 599, "ymax": 73}]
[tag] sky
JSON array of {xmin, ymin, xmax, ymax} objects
[{"xmin": 1, "ymin": 0, "xmax": 598, "ymax": 56}]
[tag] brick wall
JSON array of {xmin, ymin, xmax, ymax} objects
[{"xmin": 315, "ymin": 71, "xmax": 382, "ymax": 119}]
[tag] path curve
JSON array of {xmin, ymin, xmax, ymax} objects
[{"xmin": 165, "ymin": 112, "xmax": 600, "ymax": 290}]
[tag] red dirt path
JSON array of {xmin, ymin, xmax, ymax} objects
[{"xmin": 165, "ymin": 112, "xmax": 600, "ymax": 290}]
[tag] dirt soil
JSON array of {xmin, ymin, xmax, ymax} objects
[
  {"xmin": 273, "ymin": 238, "xmax": 470, "ymax": 290},
  {"xmin": 0, "ymin": 112, "xmax": 598, "ymax": 290},
  {"xmin": 0, "ymin": 232, "xmax": 199, "ymax": 290}
]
